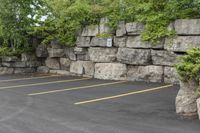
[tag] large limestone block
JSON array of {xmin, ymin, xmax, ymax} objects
[
  {"xmin": 36, "ymin": 44, "xmax": 48, "ymax": 57},
  {"xmin": 47, "ymin": 48, "xmax": 64, "ymax": 58},
  {"xmin": 65, "ymin": 48, "xmax": 76, "ymax": 61},
  {"xmin": 21, "ymin": 53, "xmax": 37, "ymax": 61},
  {"xmin": 45, "ymin": 58, "xmax": 60, "ymax": 70},
  {"xmin": 174, "ymin": 19, "xmax": 200, "ymax": 35},
  {"xmin": 164, "ymin": 67, "xmax": 179, "ymax": 84},
  {"xmin": 81, "ymin": 25, "xmax": 99, "ymax": 37},
  {"xmin": 165, "ymin": 36, "xmax": 200, "ymax": 52},
  {"xmin": 176, "ymin": 81, "xmax": 200, "ymax": 117},
  {"xmin": 26, "ymin": 61, "xmax": 41, "ymax": 68},
  {"xmin": 2, "ymin": 56, "xmax": 19, "ymax": 62},
  {"xmin": 116, "ymin": 21, "xmax": 126, "ymax": 37},
  {"xmin": 114, "ymin": 36, "xmax": 126, "ymax": 47},
  {"xmin": 0, "ymin": 67, "xmax": 14, "ymax": 75},
  {"xmin": 127, "ymin": 65, "xmax": 164, "ymax": 83},
  {"xmin": 117, "ymin": 48, "xmax": 151, "ymax": 65},
  {"xmin": 60, "ymin": 58, "xmax": 71, "ymax": 70},
  {"xmin": 126, "ymin": 22, "xmax": 144, "ymax": 35},
  {"xmin": 37, "ymin": 66, "xmax": 49, "ymax": 73},
  {"xmin": 90, "ymin": 37, "xmax": 112, "ymax": 47},
  {"xmin": 70, "ymin": 61, "xmax": 94, "ymax": 76},
  {"xmin": 88, "ymin": 47, "xmax": 117, "ymax": 62},
  {"xmin": 76, "ymin": 36, "xmax": 91, "ymax": 47},
  {"xmin": 94, "ymin": 63, "xmax": 127, "ymax": 80},
  {"xmin": 151, "ymin": 50, "xmax": 182, "ymax": 66}
]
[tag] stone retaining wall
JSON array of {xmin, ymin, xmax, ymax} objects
[{"xmin": 34, "ymin": 19, "xmax": 200, "ymax": 84}]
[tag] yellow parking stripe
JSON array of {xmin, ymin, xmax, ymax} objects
[
  {"xmin": 28, "ymin": 81, "xmax": 127, "ymax": 96},
  {"xmin": 0, "ymin": 78, "xmax": 90, "ymax": 90},
  {"xmin": 0, "ymin": 75, "xmax": 60, "ymax": 82},
  {"xmin": 75, "ymin": 84, "xmax": 173, "ymax": 105}
]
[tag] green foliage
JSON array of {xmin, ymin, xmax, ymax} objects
[
  {"xmin": 0, "ymin": 46, "xmax": 34, "ymax": 56},
  {"xmin": 175, "ymin": 48, "xmax": 200, "ymax": 82}
]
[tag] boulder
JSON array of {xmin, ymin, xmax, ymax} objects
[
  {"xmin": 37, "ymin": 66, "xmax": 49, "ymax": 73},
  {"xmin": 127, "ymin": 65, "xmax": 164, "ymax": 83},
  {"xmin": 126, "ymin": 22, "xmax": 144, "ymax": 35},
  {"xmin": 0, "ymin": 67, "xmax": 14, "ymax": 75},
  {"xmin": 60, "ymin": 58, "xmax": 71, "ymax": 70},
  {"xmin": 36, "ymin": 44, "xmax": 48, "ymax": 57},
  {"xmin": 65, "ymin": 48, "xmax": 76, "ymax": 61},
  {"xmin": 70, "ymin": 61, "xmax": 94, "ymax": 76},
  {"xmin": 76, "ymin": 36, "xmax": 91, "ymax": 47},
  {"xmin": 12, "ymin": 62, "xmax": 27, "ymax": 68},
  {"xmin": 45, "ymin": 58, "xmax": 60, "ymax": 70},
  {"xmin": 176, "ymin": 81, "xmax": 200, "ymax": 118},
  {"xmin": 81, "ymin": 25, "xmax": 99, "ymax": 37},
  {"xmin": 174, "ymin": 19, "xmax": 200, "ymax": 35},
  {"xmin": 151, "ymin": 50, "xmax": 182, "ymax": 66},
  {"xmin": 164, "ymin": 67, "xmax": 179, "ymax": 84},
  {"xmin": 94, "ymin": 63, "xmax": 127, "ymax": 80},
  {"xmin": 165, "ymin": 36, "xmax": 200, "ymax": 52},
  {"xmin": 88, "ymin": 47, "xmax": 117, "ymax": 62},
  {"xmin": 21, "ymin": 53, "xmax": 37, "ymax": 61},
  {"xmin": 90, "ymin": 37, "xmax": 113, "ymax": 47},
  {"xmin": 116, "ymin": 21, "xmax": 126, "ymax": 37},
  {"xmin": 117, "ymin": 48, "xmax": 151, "ymax": 65},
  {"xmin": 26, "ymin": 61, "xmax": 41, "ymax": 67},
  {"xmin": 47, "ymin": 48, "xmax": 65, "ymax": 58},
  {"xmin": 114, "ymin": 36, "xmax": 126, "ymax": 47},
  {"xmin": 2, "ymin": 56, "xmax": 19, "ymax": 62}
]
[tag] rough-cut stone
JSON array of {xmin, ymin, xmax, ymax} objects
[
  {"xmin": 99, "ymin": 17, "xmax": 113, "ymax": 34},
  {"xmin": 74, "ymin": 47, "xmax": 88, "ymax": 55},
  {"xmin": 65, "ymin": 48, "xmax": 76, "ymax": 61},
  {"xmin": 13, "ymin": 62, "xmax": 27, "ymax": 68},
  {"xmin": 82, "ymin": 25, "xmax": 99, "ymax": 37},
  {"xmin": 47, "ymin": 48, "xmax": 65, "ymax": 58},
  {"xmin": 117, "ymin": 48, "xmax": 151, "ymax": 65},
  {"xmin": 127, "ymin": 65, "xmax": 163, "ymax": 83},
  {"xmin": 88, "ymin": 47, "xmax": 117, "ymax": 62},
  {"xmin": 126, "ymin": 22, "xmax": 144, "ymax": 35},
  {"xmin": 165, "ymin": 36, "xmax": 200, "ymax": 52},
  {"xmin": 76, "ymin": 36, "xmax": 91, "ymax": 47},
  {"xmin": 70, "ymin": 61, "xmax": 94, "ymax": 76},
  {"xmin": 49, "ymin": 40, "xmax": 63, "ymax": 49},
  {"xmin": 114, "ymin": 36, "xmax": 126, "ymax": 47},
  {"xmin": 175, "ymin": 19, "xmax": 200, "ymax": 35},
  {"xmin": 76, "ymin": 54, "xmax": 90, "ymax": 61},
  {"xmin": 164, "ymin": 67, "xmax": 179, "ymax": 84},
  {"xmin": 95, "ymin": 63, "xmax": 127, "ymax": 80},
  {"xmin": 0, "ymin": 67, "xmax": 14, "ymax": 75},
  {"xmin": 60, "ymin": 58, "xmax": 71, "ymax": 70},
  {"xmin": 151, "ymin": 50, "xmax": 181, "ymax": 66},
  {"xmin": 116, "ymin": 21, "xmax": 126, "ymax": 37},
  {"xmin": 14, "ymin": 68, "xmax": 36, "ymax": 74},
  {"xmin": 176, "ymin": 81, "xmax": 200, "ymax": 117},
  {"xmin": 45, "ymin": 58, "xmax": 60, "ymax": 70},
  {"xmin": 90, "ymin": 37, "xmax": 112, "ymax": 47},
  {"xmin": 37, "ymin": 66, "xmax": 49, "ymax": 73},
  {"xmin": 197, "ymin": 98, "xmax": 200, "ymax": 120},
  {"xmin": 36, "ymin": 45, "xmax": 48, "ymax": 57},
  {"xmin": 26, "ymin": 61, "xmax": 41, "ymax": 67},
  {"xmin": 21, "ymin": 53, "xmax": 37, "ymax": 61},
  {"xmin": 2, "ymin": 56, "xmax": 19, "ymax": 62}
]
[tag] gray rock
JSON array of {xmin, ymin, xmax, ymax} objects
[
  {"xmin": 36, "ymin": 44, "xmax": 48, "ymax": 57},
  {"xmin": 77, "ymin": 54, "xmax": 90, "ymax": 61},
  {"xmin": 176, "ymin": 81, "xmax": 200, "ymax": 117},
  {"xmin": 82, "ymin": 25, "xmax": 99, "ymax": 37},
  {"xmin": 88, "ymin": 47, "xmax": 117, "ymax": 62},
  {"xmin": 90, "ymin": 37, "xmax": 112, "ymax": 47},
  {"xmin": 197, "ymin": 98, "xmax": 200, "ymax": 120},
  {"xmin": 50, "ymin": 70, "xmax": 72, "ymax": 75},
  {"xmin": 76, "ymin": 36, "xmax": 91, "ymax": 47},
  {"xmin": 165, "ymin": 36, "xmax": 200, "ymax": 52},
  {"xmin": 60, "ymin": 58, "xmax": 71, "ymax": 70},
  {"xmin": 116, "ymin": 21, "xmax": 126, "ymax": 37},
  {"xmin": 99, "ymin": 17, "xmax": 113, "ymax": 34},
  {"xmin": 45, "ymin": 58, "xmax": 60, "ymax": 70},
  {"xmin": 175, "ymin": 19, "xmax": 200, "ymax": 35},
  {"xmin": 114, "ymin": 36, "xmax": 127, "ymax": 47},
  {"xmin": 37, "ymin": 66, "xmax": 49, "ymax": 73},
  {"xmin": 0, "ymin": 67, "xmax": 14, "ymax": 75},
  {"xmin": 127, "ymin": 65, "xmax": 164, "ymax": 83},
  {"xmin": 2, "ymin": 56, "xmax": 19, "ymax": 62},
  {"xmin": 164, "ymin": 67, "xmax": 179, "ymax": 84},
  {"xmin": 47, "ymin": 48, "xmax": 65, "ymax": 58},
  {"xmin": 117, "ymin": 48, "xmax": 151, "ymax": 65},
  {"xmin": 26, "ymin": 61, "xmax": 41, "ymax": 67},
  {"xmin": 21, "ymin": 53, "xmax": 37, "ymax": 61},
  {"xmin": 95, "ymin": 63, "xmax": 127, "ymax": 80},
  {"xmin": 151, "ymin": 50, "xmax": 182, "ymax": 66},
  {"xmin": 126, "ymin": 22, "xmax": 144, "ymax": 35},
  {"xmin": 49, "ymin": 40, "xmax": 63, "ymax": 49},
  {"xmin": 74, "ymin": 47, "xmax": 88, "ymax": 55},
  {"xmin": 13, "ymin": 62, "xmax": 27, "ymax": 68},
  {"xmin": 70, "ymin": 61, "xmax": 94, "ymax": 76},
  {"xmin": 65, "ymin": 48, "xmax": 76, "ymax": 61},
  {"xmin": 14, "ymin": 68, "xmax": 36, "ymax": 74}
]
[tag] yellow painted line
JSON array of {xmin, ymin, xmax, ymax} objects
[
  {"xmin": 0, "ymin": 75, "xmax": 61, "ymax": 82},
  {"xmin": 28, "ymin": 81, "xmax": 127, "ymax": 96},
  {"xmin": 0, "ymin": 78, "xmax": 90, "ymax": 90},
  {"xmin": 75, "ymin": 84, "xmax": 173, "ymax": 105}
]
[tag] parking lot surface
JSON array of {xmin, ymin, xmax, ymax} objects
[{"xmin": 0, "ymin": 74, "xmax": 199, "ymax": 133}]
